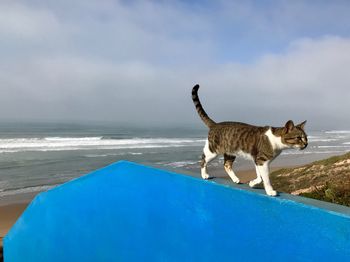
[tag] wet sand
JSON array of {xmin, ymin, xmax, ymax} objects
[
  {"xmin": 0, "ymin": 202, "xmax": 31, "ymax": 261},
  {"xmin": 0, "ymin": 192, "xmax": 37, "ymax": 256},
  {"xmin": 0, "ymin": 203, "xmax": 30, "ymax": 242}
]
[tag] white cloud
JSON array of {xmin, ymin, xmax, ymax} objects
[
  {"xmin": 1, "ymin": 36, "xmax": 350, "ymax": 129},
  {"xmin": 0, "ymin": 1, "xmax": 349, "ymax": 129},
  {"xmin": 0, "ymin": 2, "xmax": 61, "ymax": 39},
  {"xmin": 196, "ymin": 36, "xmax": 350, "ymax": 127}
]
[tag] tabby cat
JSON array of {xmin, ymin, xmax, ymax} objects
[{"xmin": 192, "ymin": 84, "xmax": 308, "ymax": 196}]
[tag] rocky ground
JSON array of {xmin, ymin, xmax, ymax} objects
[{"xmin": 271, "ymin": 152, "xmax": 350, "ymax": 207}]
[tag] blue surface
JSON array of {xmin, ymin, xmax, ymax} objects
[{"xmin": 4, "ymin": 161, "xmax": 350, "ymax": 261}]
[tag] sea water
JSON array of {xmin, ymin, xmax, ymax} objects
[{"xmin": 1, "ymin": 122, "xmax": 350, "ymax": 197}]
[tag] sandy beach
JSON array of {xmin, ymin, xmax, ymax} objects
[
  {"xmin": 0, "ymin": 203, "xmax": 30, "ymax": 243},
  {"xmin": 0, "ymin": 192, "xmax": 37, "ymax": 256},
  {"xmin": 0, "ymin": 203, "xmax": 29, "ymax": 261}
]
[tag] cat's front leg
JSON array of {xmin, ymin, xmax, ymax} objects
[
  {"xmin": 249, "ymin": 165, "xmax": 262, "ymax": 188},
  {"xmin": 255, "ymin": 161, "xmax": 277, "ymax": 196}
]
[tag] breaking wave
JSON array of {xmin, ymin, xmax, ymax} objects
[
  {"xmin": 0, "ymin": 185, "xmax": 57, "ymax": 197},
  {"xmin": 325, "ymin": 130, "xmax": 350, "ymax": 134},
  {"xmin": 0, "ymin": 137, "xmax": 205, "ymax": 153}
]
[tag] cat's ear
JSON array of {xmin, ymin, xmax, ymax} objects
[
  {"xmin": 297, "ymin": 120, "xmax": 307, "ymax": 129},
  {"xmin": 284, "ymin": 120, "xmax": 294, "ymax": 133}
]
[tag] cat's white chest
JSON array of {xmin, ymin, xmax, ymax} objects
[{"xmin": 265, "ymin": 128, "xmax": 288, "ymax": 151}]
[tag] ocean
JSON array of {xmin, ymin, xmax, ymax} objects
[{"xmin": 1, "ymin": 122, "xmax": 350, "ymax": 198}]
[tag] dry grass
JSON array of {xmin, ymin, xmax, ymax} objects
[{"xmin": 270, "ymin": 152, "xmax": 350, "ymax": 207}]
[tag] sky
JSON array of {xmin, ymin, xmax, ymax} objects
[{"xmin": 1, "ymin": 0, "xmax": 350, "ymax": 130}]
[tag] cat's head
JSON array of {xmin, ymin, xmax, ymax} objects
[{"xmin": 281, "ymin": 120, "xmax": 308, "ymax": 150}]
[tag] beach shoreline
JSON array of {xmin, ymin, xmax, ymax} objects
[
  {"xmin": 0, "ymin": 202, "xmax": 31, "ymax": 255},
  {"xmin": 0, "ymin": 191, "xmax": 39, "ymax": 253}
]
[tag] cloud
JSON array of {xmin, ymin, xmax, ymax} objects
[
  {"xmin": 1, "ymin": 36, "xmax": 350, "ymax": 129},
  {"xmin": 198, "ymin": 37, "xmax": 350, "ymax": 127},
  {"xmin": 0, "ymin": 0, "xmax": 215, "ymax": 64},
  {"xmin": 0, "ymin": 1, "xmax": 349, "ymax": 129},
  {"xmin": 0, "ymin": 2, "xmax": 63, "ymax": 45}
]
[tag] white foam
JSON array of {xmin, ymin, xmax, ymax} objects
[
  {"xmin": 0, "ymin": 137, "xmax": 206, "ymax": 153},
  {"xmin": 0, "ymin": 185, "xmax": 57, "ymax": 197},
  {"xmin": 309, "ymin": 138, "xmax": 338, "ymax": 142},
  {"xmin": 44, "ymin": 137, "xmax": 103, "ymax": 141},
  {"xmin": 0, "ymin": 181, "xmax": 10, "ymax": 190},
  {"xmin": 282, "ymin": 150, "xmax": 346, "ymax": 155},
  {"xmin": 164, "ymin": 161, "xmax": 198, "ymax": 168},
  {"xmin": 84, "ymin": 154, "xmax": 109, "ymax": 158},
  {"xmin": 325, "ymin": 130, "xmax": 350, "ymax": 134},
  {"xmin": 318, "ymin": 145, "xmax": 350, "ymax": 148}
]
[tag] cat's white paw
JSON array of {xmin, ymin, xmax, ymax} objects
[
  {"xmin": 201, "ymin": 173, "xmax": 211, "ymax": 179},
  {"xmin": 249, "ymin": 181, "xmax": 258, "ymax": 188},
  {"xmin": 266, "ymin": 189, "xmax": 277, "ymax": 196},
  {"xmin": 231, "ymin": 177, "xmax": 240, "ymax": 184},
  {"xmin": 249, "ymin": 177, "xmax": 262, "ymax": 188}
]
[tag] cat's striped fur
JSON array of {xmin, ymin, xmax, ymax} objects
[{"xmin": 192, "ymin": 84, "xmax": 308, "ymax": 196}]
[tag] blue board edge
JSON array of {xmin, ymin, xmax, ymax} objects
[
  {"xmin": 4, "ymin": 159, "xmax": 350, "ymax": 245},
  {"xmin": 3, "ymin": 160, "xmax": 350, "ymax": 243},
  {"xmin": 4, "ymin": 160, "xmax": 350, "ymax": 260}
]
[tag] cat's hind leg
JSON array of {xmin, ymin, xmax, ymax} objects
[
  {"xmin": 248, "ymin": 165, "xmax": 263, "ymax": 188},
  {"xmin": 200, "ymin": 140, "xmax": 217, "ymax": 179},
  {"xmin": 223, "ymin": 154, "xmax": 240, "ymax": 184}
]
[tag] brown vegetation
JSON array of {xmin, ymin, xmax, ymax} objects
[{"xmin": 270, "ymin": 152, "xmax": 350, "ymax": 207}]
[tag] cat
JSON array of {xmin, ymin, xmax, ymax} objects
[{"xmin": 192, "ymin": 84, "xmax": 308, "ymax": 196}]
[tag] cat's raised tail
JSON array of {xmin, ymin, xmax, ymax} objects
[{"xmin": 192, "ymin": 84, "xmax": 216, "ymax": 128}]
